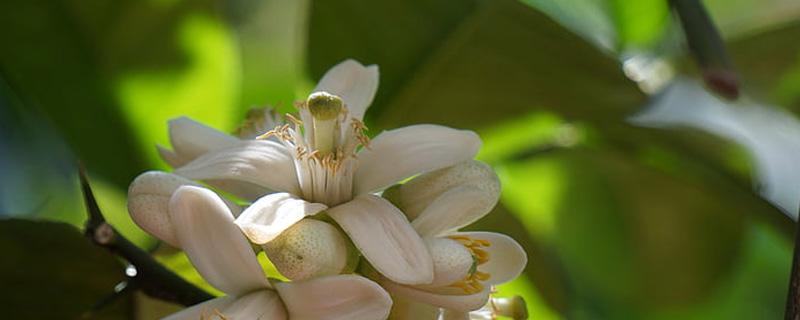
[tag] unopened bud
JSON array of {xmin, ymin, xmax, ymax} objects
[
  {"xmin": 386, "ymin": 160, "xmax": 500, "ymax": 221},
  {"xmin": 262, "ymin": 219, "xmax": 352, "ymax": 280}
]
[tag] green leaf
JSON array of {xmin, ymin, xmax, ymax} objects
[
  {"xmin": 0, "ymin": 219, "xmax": 125, "ymax": 318},
  {"xmin": 308, "ymin": 0, "xmax": 646, "ymax": 130},
  {"xmin": 0, "ymin": 0, "xmax": 242, "ymax": 188}
]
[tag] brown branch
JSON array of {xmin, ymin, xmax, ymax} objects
[{"xmin": 79, "ymin": 165, "xmax": 214, "ymax": 307}]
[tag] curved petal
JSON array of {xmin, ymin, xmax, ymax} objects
[
  {"xmin": 127, "ymin": 171, "xmax": 242, "ymax": 247},
  {"xmin": 174, "ymin": 140, "xmax": 300, "ymax": 195},
  {"xmin": 382, "ymin": 281, "xmax": 490, "ymax": 312},
  {"xmin": 234, "ymin": 193, "xmax": 327, "ymax": 245},
  {"xmin": 163, "ymin": 290, "xmax": 286, "ymax": 320},
  {"xmin": 163, "ymin": 116, "xmax": 240, "ymax": 167},
  {"xmin": 127, "ymin": 171, "xmax": 197, "ymax": 247},
  {"xmin": 312, "ymin": 59, "xmax": 379, "ymax": 121},
  {"xmin": 328, "ymin": 195, "xmax": 433, "ymax": 285},
  {"xmin": 386, "ymin": 160, "xmax": 499, "ymax": 226},
  {"xmin": 354, "ymin": 125, "xmax": 481, "ymax": 195},
  {"xmin": 169, "ymin": 186, "xmax": 269, "ymax": 295},
  {"xmin": 162, "ymin": 296, "xmax": 235, "ymax": 320},
  {"xmin": 457, "ymin": 232, "xmax": 527, "ymax": 286},
  {"xmin": 273, "ymin": 275, "xmax": 392, "ymax": 320},
  {"xmin": 411, "ymin": 185, "xmax": 498, "ymax": 238}
]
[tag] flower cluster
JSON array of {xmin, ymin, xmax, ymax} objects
[{"xmin": 127, "ymin": 60, "xmax": 527, "ymax": 319}]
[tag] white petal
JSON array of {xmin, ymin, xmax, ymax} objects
[
  {"xmin": 162, "ymin": 296, "xmax": 235, "ymax": 320},
  {"xmin": 411, "ymin": 185, "xmax": 497, "ymax": 238},
  {"xmin": 328, "ymin": 195, "xmax": 433, "ymax": 285},
  {"xmin": 204, "ymin": 179, "xmax": 271, "ymax": 203},
  {"xmin": 163, "ymin": 116, "xmax": 240, "ymax": 167},
  {"xmin": 387, "ymin": 160, "xmax": 500, "ymax": 233},
  {"xmin": 174, "ymin": 140, "xmax": 301, "ymax": 195},
  {"xmin": 313, "ymin": 59, "xmax": 379, "ymax": 121},
  {"xmin": 163, "ymin": 290, "xmax": 286, "ymax": 320},
  {"xmin": 169, "ymin": 186, "xmax": 269, "ymax": 295},
  {"xmin": 128, "ymin": 171, "xmax": 197, "ymax": 247},
  {"xmin": 389, "ymin": 295, "xmax": 441, "ymax": 320},
  {"xmin": 273, "ymin": 274, "xmax": 392, "ymax": 320},
  {"xmin": 354, "ymin": 125, "xmax": 482, "ymax": 195},
  {"xmin": 234, "ymin": 193, "xmax": 327, "ymax": 245},
  {"xmin": 457, "ymin": 232, "xmax": 527, "ymax": 286},
  {"xmin": 127, "ymin": 172, "xmax": 242, "ymax": 247},
  {"xmin": 382, "ymin": 281, "xmax": 490, "ymax": 312}
]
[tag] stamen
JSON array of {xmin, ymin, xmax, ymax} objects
[
  {"xmin": 285, "ymin": 113, "xmax": 303, "ymax": 126},
  {"xmin": 447, "ymin": 235, "xmax": 493, "ymax": 294},
  {"xmin": 212, "ymin": 309, "xmax": 229, "ymax": 320}
]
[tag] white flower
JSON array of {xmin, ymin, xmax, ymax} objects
[
  {"xmin": 379, "ymin": 161, "xmax": 528, "ymax": 313},
  {"xmin": 131, "ymin": 59, "xmax": 482, "ymax": 285},
  {"xmin": 150, "ymin": 185, "xmax": 392, "ymax": 320}
]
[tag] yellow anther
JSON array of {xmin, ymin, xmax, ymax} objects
[
  {"xmin": 444, "ymin": 235, "xmax": 493, "ymax": 294},
  {"xmin": 475, "ymin": 271, "xmax": 491, "ymax": 281}
]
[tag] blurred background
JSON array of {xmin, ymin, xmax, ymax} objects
[{"xmin": 2, "ymin": 0, "xmax": 800, "ymax": 318}]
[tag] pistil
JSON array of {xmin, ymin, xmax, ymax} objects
[{"xmin": 307, "ymin": 92, "xmax": 343, "ymax": 156}]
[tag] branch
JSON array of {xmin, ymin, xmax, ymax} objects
[
  {"xmin": 785, "ymin": 217, "xmax": 800, "ymax": 320},
  {"xmin": 79, "ymin": 165, "xmax": 213, "ymax": 307},
  {"xmin": 669, "ymin": 0, "xmax": 739, "ymax": 100}
]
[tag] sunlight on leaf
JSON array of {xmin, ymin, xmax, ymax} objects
[{"xmin": 116, "ymin": 14, "xmax": 241, "ymax": 168}]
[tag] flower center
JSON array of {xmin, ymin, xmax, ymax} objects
[
  {"xmin": 257, "ymin": 91, "xmax": 370, "ymax": 206},
  {"xmin": 447, "ymin": 235, "xmax": 491, "ymax": 294}
]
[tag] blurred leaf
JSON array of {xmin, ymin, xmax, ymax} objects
[
  {"xmin": 520, "ymin": 0, "xmax": 617, "ymax": 51},
  {"xmin": 0, "ymin": 0, "xmax": 243, "ymax": 188},
  {"xmin": 609, "ymin": 0, "xmax": 670, "ymax": 50},
  {"xmin": 495, "ymin": 146, "xmax": 768, "ymax": 317},
  {"xmin": 0, "ymin": 78, "xmax": 82, "ymax": 222},
  {"xmin": 224, "ymin": 0, "xmax": 312, "ymax": 110},
  {"xmin": 0, "ymin": 219, "xmax": 125, "ymax": 318},
  {"xmin": 728, "ymin": 21, "xmax": 800, "ymax": 111},
  {"xmin": 648, "ymin": 223, "xmax": 790, "ymax": 319},
  {"xmin": 705, "ymin": 0, "xmax": 800, "ymax": 39},
  {"xmin": 309, "ymin": 0, "xmax": 645, "ymax": 130}
]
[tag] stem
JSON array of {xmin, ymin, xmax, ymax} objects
[
  {"xmin": 79, "ymin": 165, "xmax": 214, "ymax": 306},
  {"xmin": 669, "ymin": 0, "xmax": 739, "ymax": 100},
  {"xmin": 785, "ymin": 218, "xmax": 800, "ymax": 320}
]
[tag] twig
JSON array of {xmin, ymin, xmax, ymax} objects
[
  {"xmin": 785, "ymin": 218, "xmax": 800, "ymax": 320},
  {"xmin": 669, "ymin": 0, "xmax": 739, "ymax": 100},
  {"xmin": 79, "ymin": 165, "xmax": 214, "ymax": 307}
]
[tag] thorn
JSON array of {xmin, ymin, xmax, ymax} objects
[{"xmin": 78, "ymin": 163, "xmax": 105, "ymax": 227}]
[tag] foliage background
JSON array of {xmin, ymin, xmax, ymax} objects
[{"xmin": 2, "ymin": 0, "xmax": 800, "ymax": 318}]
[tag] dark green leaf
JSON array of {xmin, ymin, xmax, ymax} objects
[{"xmin": 0, "ymin": 219, "xmax": 125, "ymax": 318}]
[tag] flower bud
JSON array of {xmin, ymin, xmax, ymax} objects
[
  {"xmin": 262, "ymin": 219, "xmax": 353, "ymax": 281},
  {"xmin": 385, "ymin": 160, "xmax": 500, "ymax": 221}
]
